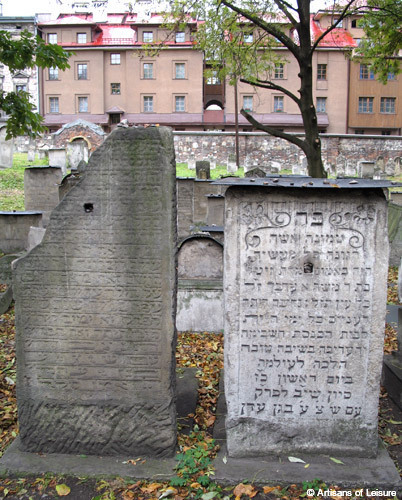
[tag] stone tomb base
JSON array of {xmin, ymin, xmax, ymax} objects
[{"xmin": 0, "ymin": 370, "xmax": 400, "ymax": 490}]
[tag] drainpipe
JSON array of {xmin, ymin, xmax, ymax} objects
[
  {"xmin": 345, "ymin": 55, "xmax": 350, "ymax": 134},
  {"xmin": 234, "ymin": 79, "xmax": 240, "ymax": 167}
]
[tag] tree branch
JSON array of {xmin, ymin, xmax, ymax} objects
[
  {"xmin": 241, "ymin": 109, "xmax": 308, "ymax": 153},
  {"xmin": 240, "ymin": 77, "xmax": 301, "ymax": 105},
  {"xmin": 273, "ymin": 0, "xmax": 299, "ymax": 28},
  {"xmin": 310, "ymin": 0, "xmax": 357, "ymax": 54},
  {"xmin": 219, "ymin": 0, "xmax": 300, "ymax": 58}
]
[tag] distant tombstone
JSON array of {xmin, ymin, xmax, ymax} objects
[
  {"xmin": 38, "ymin": 146, "xmax": 49, "ymax": 160},
  {"xmin": 187, "ymin": 156, "xmax": 196, "ymax": 170},
  {"xmin": 77, "ymin": 159, "xmax": 87, "ymax": 173},
  {"xmin": 292, "ymin": 165, "xmax": 301, "ymax": 175},
  {"xmin": 26, "ymin": 226, "xmax": 46, "ymax": 252},
  {"xmin": 245, "ymin": 167, "xmax": 266, "ymax": 178},
  {"xmin": 224, "ymin": 185, "xmax": 388, "ymax": 457},
  {"xmin": 394, "ymin": 157, "xmax": 401, "ymax": 176},
  {"xmin": 24, "ymin": 166, "xmax": 63, "ymax": 226},
  {"xmin": 345, "ymin": 161, "xmax": 356, "ymax": 177},
  {"xmin": 196, "ymin": 160, "xmax": 211, "ymax": 180},
  {"xmin": 0, "ymin": 124, "xmax": 14, "ymax": 169},
  {"xmin": 227, "ymin": 154, "xmax": 238, "ymax": 174},
  {"xmin": 48, "ymin": 148, "xmax": 67, "ymax": 176},
  {"xmin": 376, "ymin": 155, "xmax": 385, "ymax": 172},
  {"xmin": 67, "ymin": 139, "xmax": 89, "ymax": 170},
  {"xmin": 336, "ymin": 154, "xmax": 346, "ymax": 176},
  {"xmin": 13, "ymin": 127, "xmax": 177, "ymax": 457},
  {"xmin": 358, "ymin": 161, "xmax": 375, "ymax": 179},
  {"xmin": 27, "ymin": 148, "xmax": 35, "ymax": 163},
  {"xmin": 385, "ymin": 158, "xmax": 395, "ymax": 177}
]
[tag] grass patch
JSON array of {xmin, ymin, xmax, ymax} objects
[
  {"xmin": 176, "ymin": 162, "xmax": 244, "ymax": 179},
  {"xmin": 0, "ymin": 154, "xmax": 48, "ymax": 211}
]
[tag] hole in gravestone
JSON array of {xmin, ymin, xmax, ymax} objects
[
  {"xmin": 84, "ymin": 203, "xmax": 94, "ymax": 213},
  {"xmin": 304, "ymin": 262, "xmax": 314, "ymax": 274}
]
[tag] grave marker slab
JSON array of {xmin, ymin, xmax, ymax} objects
[
  {"xmin": 224, "ymin": 186, "xmax": 388, "ymax": 457},
  {"xmin": 13, "ymin": 127, "xmax": 177, "ymax": 457}
]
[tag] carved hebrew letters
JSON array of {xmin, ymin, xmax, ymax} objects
[
  {"xmin": 13, "ymin": 127, "xmax": 177, "ymax": 457},
  {"xmin": 224, "ymin": 189, "xmax": 388, "ymax": 457}
]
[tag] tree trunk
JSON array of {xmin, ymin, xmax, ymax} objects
[{"xmin": 297, "ymin": 0, "xmax": 327, "ymax": 178}]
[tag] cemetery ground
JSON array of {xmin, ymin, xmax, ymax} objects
[
  {"xmin": 0, "ymin": 152, "xmax": 401, "ymax": 499},
  {"xmin": 0, "ymin": 272, "xmax": 400, "ymax": 500}
]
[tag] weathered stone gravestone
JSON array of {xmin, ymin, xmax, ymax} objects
[
  {"xmin": 227, "ymin": 154, "xmax": 237, "ymax": 174},
  {"xmin": 245, "ymin": 167, "xmax": 267, "ymax": 178},
  {"xmin": 223, "ymin": 184, "xmax": 388, "ymax": 457},
  {"xmin": 13, "ymin": 127, "xmax": 177, "ymax": 457},
  {"xmin": 24, "ymin": 166, "xmax": 63, "ymax": 226},
  {"xmin": 0, "ymin": 124, "xmax": 14, "ymax": 169},
  {"xmin": 196, "ymin": 160, "xmax": 211, "ymax": 180},
  {"xmin": 66, "ymin": 138, "xmax": 89, "ymax": 170},
  {"xmin": 48, "ymin": 147, "xmax": 67, "ymax": 176},
  {"xmin": 336, "ymin": 154, "xmax": 346, "ymax": 176},
  {"xmin": 385, "ymin": 158, "xmax": 395, "ymax": 177},
  {"xmin": 358, "ymin": 161, "xmax": 375, "ymax": 179}
]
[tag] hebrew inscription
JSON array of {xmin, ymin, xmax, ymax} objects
[
  {"xmin": 224, "ymin": 188, "xmax": 388, "ymax": 457},
  {"xmin": 13, "ymin": 127, "xmax": 177, "ymax": 457}
]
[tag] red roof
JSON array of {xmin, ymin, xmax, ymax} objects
[{"xmin": 310, "ymin": 17, "xmax": 357, "ymax": 48}]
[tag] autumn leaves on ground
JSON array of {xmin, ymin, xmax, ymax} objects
[{"xmin": 0, "ymin": 270, "xmax": 401, "ymax": 499}]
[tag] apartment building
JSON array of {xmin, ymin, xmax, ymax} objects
[
  {"xmin": 36, "ymin": 7, "xmax": 401, "ymax": 135},
  {"xmin": 0, "ymin": 16, "xmax": 38, "ymax": 120}
]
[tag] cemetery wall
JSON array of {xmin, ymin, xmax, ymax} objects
[{"xmin": 174, "ymin": 132, "xmax": 402, "ymax": 168}]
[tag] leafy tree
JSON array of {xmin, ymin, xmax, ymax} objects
[
  {"xmin": 354, "ymin": 0, "xmax": 402, "ymax": 84},
  {"xmin": 166, "ymin": 0, "xmax": 400, "ymax": 177},
  {"xmin": 0, "ymin": 29, "xmax": 71, "ymax": 139}
]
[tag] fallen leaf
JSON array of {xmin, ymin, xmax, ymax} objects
[
  {"xmin": 222, "ymin": 455, "xmax": 227, "ymax": 464},
  {"xmin": 122, "ymin": 491, "xmax": 135, "ymax": 500},
  {"xmin": 330, "ymin": 457, "xmax": 344, "ymax": 465},
  {"xmin": 288, "ymin": 456, "xmax": 306, "ymax": 463},
  {"xmin": 386, "ymin": 420, "xmax": 402, "ymax": 425},
  {"xmin": 141, "ymin": 483, "xmax": 162, "ymax": 494},
  {"xmin": 304, "ymin": 463, "xmax": 310, "ymax": 468},
  {"xmin": 233, "ymin": 483, "xmax": 257, "ymax": 499},
  {"xmin": 55, "ymin": 484, "xmax": 71, "ymax": 496},
  {"xmin": 159, "ymin": 488, "xmax": 178, "ymax": 499},
  {"xmin": 263, "ymin": 486, "xmax": 277, "ymax": 494},
  {"xmin": 201, "ymin": 492, "xmax": 219, "ymax": 500}
]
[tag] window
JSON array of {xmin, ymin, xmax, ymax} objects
[
  {"xmin": 355, "ymin": 129, "xmax": 365, "ymax": 134},
  {"xmin": 110, "ymin": 113, "xmax": 121, "ymax": 124},
  {"xmin": 358, "ymin": 97, "xmax": 373, "ymax": 113},
  {"xmin": 244, "ymin": 33, "xmax": 253, "ymax": 43},
  {"xmin": 143, "ymin": 31, "xmax": 153, "ymax": 42},
  {"xmin": 382, "ymin": 130, "xmax": 392, "ymax": 135},
  {"xmin": 111, "ymin": 83, "xmax": 121, "ymax": 95},
  {"xmin": 334, "ymin": 18, "xmax": 343, "ymax": 28},
  {"xmin": 317, "ymin": 64, "xmax": 327, "ymax": 80},
  {"xmin": 49, "ymin": 67, "xmax": 58, "ymax": 80},
  {"xmin": 351, "ymin": 19, "xmax": 357, "ymax": 28},
  {"xmin": 243, "ymin": 96, "xmax": 253, "ymax": 111},
  {"xmin": 207, "ymin": 71, "xmax": 220, "ymax": 85},
  {"xmin": 143, "ymin": 96, "xmax": 153, "ymax": 112},
  {"xmin": 77, "ymin": 63, "xmax": 88, "ymax": 80},
  {"xmin": 175, "ymin": 32, "xmax": 185, "ymax": 43},
  {"xmin": 48, "ymin": 33, "xmax": 57, "ymax": 44},
  {"xmin": 49, "ymin": 97, "xmax": 59, "ymax": 113},
  {"xmin": 15, "ymin": 84, "xmax": 27, "ymax": 93},
  {"xmin": 360, "ymin": 64, "xmax": 374, "ymax": 80},
  {"xmin": 274, "ymin": 63, "xmax": 284, "ymax": 79},
  {"xmin": 316, "ymin": 97, "xmax": 327, "ymax": 113},
  {"xmin": 274, "ymin": 96, "xmax": 284, "ymax": 112},
  {"xmin": 110, "ymin": 53, "xmax": 120, "ymax": 65},
  {"xmin": 78, "ymin": 96, "xmax": 88, "ymax": 112},
  {"xmin": 380, "ymin": 97, "xmax": 395, "ymax": 113},
  {"xmin": 143, "ymin": 63, "xmax": 154, "ymax": 79},
  {"xmin": 175, "ymin": 96, "xmax": 185, "ymax": 112},
  {"xmin": 175, "ymin": 63, "xmax": 186, "ymax": 79},
  {"xmin": 388, "ymin": 72, "xmax": 396, "ymax": 81},
  {"xmin": 77, "ymin": 33, "xmax": 87, "ymax": 43}
]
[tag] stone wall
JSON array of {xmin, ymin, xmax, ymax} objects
[{"xmin": 174, "ymin": 132, "xmax": 402, "ymax": 170}]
